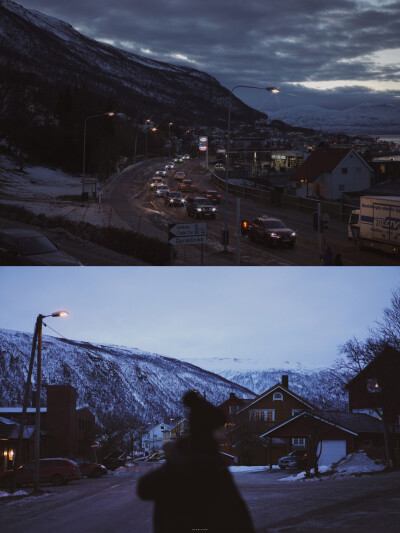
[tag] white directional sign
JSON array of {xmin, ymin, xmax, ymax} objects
[
  {"xmin": 168, "ymin": 223, "xmax": 207, "ymax": 245},
  {"xmin": 169, "ymin": 235, "xmax": 207, "ymax": 246}
]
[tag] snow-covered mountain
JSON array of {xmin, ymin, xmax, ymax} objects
[
  {"xmin": 182, "ymin": 356, "xmax": 348, "ymax": 411},
  {"xmin": 267, "ymin": 103, "xmax": 400, "ymax": 135},
  {"xmin": 0, "ymin": 0, "xmax": 263, "ymax": 125},
  {"xmin": 0, "ymin": 329, "xmax": 255, "ymax": 426}
]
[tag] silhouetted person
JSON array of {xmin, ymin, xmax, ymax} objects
[
  {"xmin": 322, "ymin": 246, "xmax": 334, "ymax": 266},
  {"xmin": 137, "ymin": 390, "xmax": 255, "ymax": 533},
  {"xmin": 334, "ymin": 253, "xmax": 343, "ymax": 266}
]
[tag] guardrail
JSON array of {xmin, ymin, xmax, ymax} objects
[{"xmin": 210, "ymin": 173, "xmax": 354, "ymax": 221}]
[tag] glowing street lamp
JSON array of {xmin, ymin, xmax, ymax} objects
[
  {"xmin": 223, "ymin": 85, "xmax": 280, "ymax": 256},
  {"xmin": 32, "ymin": 311, "xmax": 69, "ymax": 494}
]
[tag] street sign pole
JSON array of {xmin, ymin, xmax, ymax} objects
[
  {"xmin": 317, "ymin": 201, "xmax": 322, "ymax": 262},
  {"xmin": 236, "ymin": 197, "xmax": 241, "ymax": 266}
]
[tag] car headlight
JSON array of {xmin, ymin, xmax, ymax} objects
[
  {"xmin": 291, "ymin": 232, "xmax": 296, "ymax": 237},
  {"xmin": 270, "ymin": 232, "xmax": 280, "ymax": 238},
  {"xmin": 197, "ymin": 208, "xmax": 202, "ymax": 212},
  {"xmin": 212, "ymin": 208, "xmax": 216, "ymax": 212}
]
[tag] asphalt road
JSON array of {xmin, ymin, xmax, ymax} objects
[
  {"xmin": 103, "ymin": 158, "xmax": 400, "ymax": 266},
  {"xmin": 2, "ymin": 465, "xmax": 400, "ymax": 533}
]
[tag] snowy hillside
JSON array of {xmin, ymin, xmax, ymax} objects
[
  {"xmin": 267, "ymin": 103, "xmax": 400, "ymax": 135},
  {"xmin": 182, "ymin": 357, "xmax": 347, "ymax": 411},
  {"xmin": 0, "ymin": 0, "xmax": 263, "ymax": 125},
  {"xmin": 0, "ymin": 329, "xmax": 255, "ymax": 426}
]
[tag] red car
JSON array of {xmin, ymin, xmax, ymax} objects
[
  {"xmin": 244, "ymin": 216, "xmax": 296, "ymax": 248},
  {"xmin": 73, "ymin": 458, "xmax": 108, "ymax": 478},
  {"xmin": 1, "ymin": 458, "xmax": 81, "ymax": 488}
]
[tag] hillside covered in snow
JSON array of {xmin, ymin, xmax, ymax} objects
[{"xmin": 0, "ymin": 329, "xmax": 255, "ymax": 427}]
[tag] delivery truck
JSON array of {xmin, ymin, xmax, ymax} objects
[{"xmin": 348, "ymin": 196, "xmax": 400, "ymax": 254}]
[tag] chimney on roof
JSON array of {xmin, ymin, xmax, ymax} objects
[
  {"xmin": 229, "ymin": 393, "xmax": 236, "ymax": 399},
  {"xmin": 282, "ymin": 375, "xmax": 289, "ymax": 388}
]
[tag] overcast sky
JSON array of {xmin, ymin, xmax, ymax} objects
[
  {"xmin": 0, "ymin": 267, "xmax": 398, "ymax": 369},
  {"xmin": 18, "ymin": 0, "xmax": 400, "ymax": 111}
]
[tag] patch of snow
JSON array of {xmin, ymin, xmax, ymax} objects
[
  {"xmin": 0, "ymin": 490, "xmax": 28, "ymax": 498},
  {"xmin": 279, "ymin": 471, "xmax": 307, "ymax": 482},
  {"xmin": 333, "ymin": 451, "xmax": 386, "ymax": 475},
  {"xmin": 229, "ymin": 466, "xmax": 272, "ymax": 473}
]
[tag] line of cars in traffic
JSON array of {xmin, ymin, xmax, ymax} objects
[
  {"xmin": 149, "ymin": 162, "xmax": 222, "ymax": 220},
  {"xmin": 0, "ymin": 457, "xmax": 108, "ymax": 489}
]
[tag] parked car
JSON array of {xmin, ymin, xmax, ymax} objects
[
  {"xmin": 149, "ymin": 176, "xmax": 163, "ymax": 189},
  {"xmin": 0, "ymin": 229, "xmax": 83, "ymax": 266},
  {"xmin": 164, "ymin": 191, "xmax": 185, "ymax": 207},
  {"xmin": 201, "ymin": 190, "xmax": 222, "ymax": 205},
  {"xmin": 278, "ymin": 450, "xmax": 307, "ymax": 469},
  {"xmin": 246, "ymin": 216, "xmax": 296, "ymax": 248},
  {"xmin": 155, "ymin": 169, "xmax": 167, "ymax": 177},
  {"xmin": 73, "ymin": 458, "xmax": 108, "ymax": 478},
  {"xmin": 155, "ymin": 184, "xmax": 169, "ymax": 197},
  {"xmin": 186, "ymin": 197, "xmax": 217, "ymax": 219},
  {"xmin": 180, "ymin": 179, "xmax": 195, "ymax": 192},
  {"xmin": 1, "ymin": 458, "xmax": 81, "ymax": 488},
  {"xmin": 175, "ymin": 171, "xmax": 186, "ymax": 182}
]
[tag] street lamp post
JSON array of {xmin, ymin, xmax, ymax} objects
[
  {"xmin": 82, "ymin": 112, "xmax": 115, "ymax": 194},
  {"xmin": 168, "ymin": 122, "xmax": 173, "ymax": 158},
  {"xmin": 145, "ymin": 119, "xmax": 151, "ymax": 167},
  {"xmin": 223, "ymin": 86, "xmax": 279, "ymax": 254},
  {"xmin": 33, "ymin": 311, "xmax": 69, "ymax": 494}
]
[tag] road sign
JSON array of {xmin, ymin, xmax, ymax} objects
[
  {"xmin": 199, "ymin": 136, "xmax": 208, "ymax": 152},
  {"xmin": 168, "ymin": 223, "xmax": 207, "ymax": 237},
  {"xmin": 168, "ymin": 223, "xmax": 207, "ymax": 246},
  {"xmin": 169, "ymin": 235, "xmax": 207, "ymax": 246}
]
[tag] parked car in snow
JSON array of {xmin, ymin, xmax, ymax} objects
[
  {"xmin": 1, "ymin": 458, "xmax": 81, "ymax": 487},
  {"xmin": 278, "ymin": 450, "xmax": 307, "ymax": 469},
  {"xmin": 73, "ymin": 458, "xmax": 108, "ymax": 478},
  {"xmin": 0, "ymin": 229, "xmax": 82, "ymax": 266}
]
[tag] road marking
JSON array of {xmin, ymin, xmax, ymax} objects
[{"xmin": 111, "ymin": 484, "xmax": 120, "ymax": 489}]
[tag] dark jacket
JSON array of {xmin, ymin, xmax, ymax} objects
[{"xmin": 137, "ymin": 436, "xmax": 255, "ymax": 533}]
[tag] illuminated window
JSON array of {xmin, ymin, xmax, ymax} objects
[{"xmin": 366, "ymin": 378, "xmax": 381, "ymax": 393}]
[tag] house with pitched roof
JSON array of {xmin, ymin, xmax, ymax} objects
[
  {"xmin": 291, "ymin": 146, "xmax": 373, "ymax": 200},
  {"xmin": 227, "ymin": 376, "xmax": 316, "ymax": 465}
]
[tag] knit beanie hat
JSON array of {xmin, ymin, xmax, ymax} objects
[{"xmin": 183, "ymin": 390, "xmax": 226, "ymax": 435}]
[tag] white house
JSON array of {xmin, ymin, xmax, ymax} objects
[
  {"xmin": 141, "ymin": 422, "xmax": 171, "ymax": 454},
  {"xmin": 290, "ymin": 147, "xmax": 373, "ymax": 201}
]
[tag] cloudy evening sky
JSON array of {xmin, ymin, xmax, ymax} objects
[
  {"xmin": 0, "ymin": 267, "xmax": 398, "ymax": 369},
  {"xmin": 17, "ymin": 0, "xmax": 400, "ymax": 111}
]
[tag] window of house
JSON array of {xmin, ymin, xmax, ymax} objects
[
  {"xmin": 366, "ymin": 378, "xmax": 381, "ymax": 393},
  {"xmin": 249, "ymin": 409, "xmax": 275, "ymax": 422},
  {"xmin": 288, "ymin": 156, "xmax": 295, "ymax": 167},
  {"xmin": 229, "ymin": 405, "xmax": 240, "ymax": 414},
  {"xmin": 363, "ymin": 440, "xmax": 373, "ymax": 448},
  {"xmin": 292, "ymin": 437, "xmax": 305, "ymax": 446},
  {"xmin": 338, "ymin": 184, "xmax": 345, "ymax": 191},
  {"xmin": 292, "ymin": 409, "xmax": 302, "ymax": 416},
  {"xmin": 341, "ymin": 167, "xmax": 348, "ymax": 174},
  {"xmin": 273, "ymin": 392, "xmax": 283, "ymax": 401},
  {"xmin": 160, "ymin": 426, "xmax": 164, "ymax": 430}
]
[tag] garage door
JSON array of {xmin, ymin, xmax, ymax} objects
[{"xmin": 317, "ymin": 440, "xmax": 347, "ymax": 467}]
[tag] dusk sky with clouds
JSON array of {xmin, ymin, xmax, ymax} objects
[
  {"xmin": 18, "ymin": 0, "xmax": 400, "ymax": 111},
  {"xmin": 0, "ymin": 267, "xmax": 398, "ymax": 368}
]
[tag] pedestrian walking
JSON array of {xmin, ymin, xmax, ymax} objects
[{"xmin": 137, "ymin": 390, "xmax": 255, "ymax": 533}]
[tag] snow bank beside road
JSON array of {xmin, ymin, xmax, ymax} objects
[
  {"xmin": 279, "ymin": 451, "xmax": 386, "ymax": 482},
  {"xmin": 0, "ymin": 490, "xmax": 28, "ymax": 498},
  {"xmin": 229, "ymin": 466, "xmax": 280, "ymax": 473}
]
